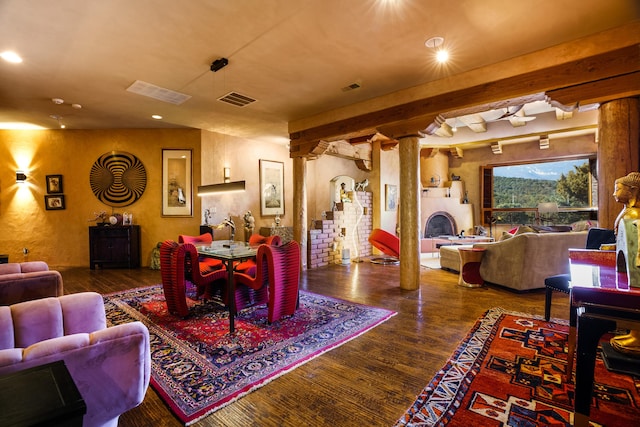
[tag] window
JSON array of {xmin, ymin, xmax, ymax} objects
[{"xmin": 480, "ymin": 157, "xmax": 597, "ymax": 226}]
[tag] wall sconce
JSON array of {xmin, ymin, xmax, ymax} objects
[
  {"xmin": 223, "ymin": 167, "xmax": 231, "ymax": 183},
  {"xmin": 16, "ymin": 170, "xmax": 27, "ymax": 183}
]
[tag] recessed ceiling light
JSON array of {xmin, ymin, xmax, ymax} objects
[
  {"xmin": 152, "ymin": 114, "xmax": 163, "ymax": 120},
  {"xmin": 424, "ymin": 37, "xmax": 444, "ymax": 49},
  {"xmin": 436, "ymin": 49, "xmax": 449, "ymax": 63},
  {"xmin": 1, "ymin": 51, "xmax": 22, "ymax": 63}
]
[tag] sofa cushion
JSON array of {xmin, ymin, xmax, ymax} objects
[
  {"xmin": 23, "ymin": 334, "xmax": 90, "ymax": 361},
  {"xmin": 19, "ymin": 261, "xmax": 49, "ymax": 273},
  {"xmin": 0, "ymin": 264, "xmax": 21, "ymax": 275},
  {"xmin": 11, "ymin": 298, "xmax": 64, "ymax": 348},
  {"xmin": 59, "ymin": 292, "xmax": 106, "ymax": 335},
  {"xmin": 0, "ymin": 349, "xmax": 23, "ymax": 367},
  {"xmin": 0, "ymin": 306, "xmax": 14, "ymax": 349}
]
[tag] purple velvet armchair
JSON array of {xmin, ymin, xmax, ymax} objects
[{"xmin": 0, "ymin": 292, "xmax": 151, "ymax": 427}]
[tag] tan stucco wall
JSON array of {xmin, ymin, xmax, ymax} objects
[
  {"xmin": 1, "ymin": 128, "xmax": 203, "ymax": 267},
  {"xmin": 199, "ymin": 131, "xmax": 292, "ymax": 239}
]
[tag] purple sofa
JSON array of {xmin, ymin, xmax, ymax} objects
[
  {"xmin": 0, "ymin": 261, "xmax": 63, "ymax": 305},
  {"xmin": 0, "ymin": 292, "xmax": 151, "ymax": 427}
]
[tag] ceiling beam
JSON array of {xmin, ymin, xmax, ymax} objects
[
  {"xmin": 546, "ymin": 71, "xmax": 640, "ymax": 110},
  {"xmin": 289, "ymin": 45, "xmax": 640, "ymax": 149}
]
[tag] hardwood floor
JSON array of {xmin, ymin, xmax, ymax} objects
[{"xmin": 58, "ymin": 259, "xmax": 569, "ymax": 427}]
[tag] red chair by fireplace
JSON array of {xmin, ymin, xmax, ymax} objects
[{"xmin": 368, "ymin": 228, "xmax": 400, "ymax": 259}]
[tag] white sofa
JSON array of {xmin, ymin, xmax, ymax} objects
[{"xmin": 439, "ymin": 231, "xmax": 588, "ymax": 291}]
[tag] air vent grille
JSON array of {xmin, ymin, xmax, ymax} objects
[
  {"xmin": 341, "ymin": 83, "xmax": 361, "ymax": 92},
  {"xmin": 217, "ymin": 92, "xmax": 257, "ymax": 107},
  {"xmin": 126, "ymin": 80, "xmax": 191, "ymax": 105}
]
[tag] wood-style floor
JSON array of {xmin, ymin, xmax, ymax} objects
[{"xmin": 58, "ymin": 257, "xmax": 569, "ymax": 427}]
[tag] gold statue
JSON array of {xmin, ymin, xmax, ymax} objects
[
  {"xmin": 610, "ymin": 172, "xmax": 640, "ymax": 357},
  {"xmin": 613, "ymin": 172, "xmax": 640, "ymax": 233}
]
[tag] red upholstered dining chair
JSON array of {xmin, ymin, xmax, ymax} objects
[
  {"xmin": 235, "ymin": 234, "xmax": 282, "ymax": 275},
  {"xmin": 178, "ymin": 232, "xmax": 224, "ymax": 274},
  {"xmin": 160, "ymin": 240, "xmax": 227, "ymax": 317},
  {"xmin": 233, "ymin": 240, "xmax": 301, "ymax": 323}
]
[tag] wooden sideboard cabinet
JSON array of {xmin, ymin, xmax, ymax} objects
[{"xmin": 89, "ymin": 225, "xmax": 140, "ymax": 269}]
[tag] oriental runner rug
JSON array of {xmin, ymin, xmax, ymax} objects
[
  {"xmin": 104, "ymin": 285, "xmax": 395, "ymax": 425},
  {"xmin": 395, "ymin": 307, "xmax": 640, "ymax": 427}
]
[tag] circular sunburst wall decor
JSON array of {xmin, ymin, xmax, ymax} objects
[{"xmin": 90, "ymin": 151, "xmax": 147, "ymax": 207}]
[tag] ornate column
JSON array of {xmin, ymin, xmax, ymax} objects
[
  {"xmin": 398, "ymin": 134, "xmax": 422, "ymax": 291},
  {"xmin": 293, "ymin": 156, "xmax": 308, "ymax": 268},
  {"xmin": 598, "ymin": 97, "xmax": 640, "ymax": 229}
]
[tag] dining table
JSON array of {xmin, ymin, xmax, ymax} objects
[
  {"xmin": 568, "ymin": 249, "xmax": 640, "ymax": 427},
  {"xmin": 197, "ymin": 240, "xmax": 257, "ymax": 334}
]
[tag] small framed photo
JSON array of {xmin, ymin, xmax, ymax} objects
[
  {"xmin": 162, "ymin": 149, "xmax": 193, "ymax": 217},
  {"xmin": 385, "ymin": 184, "xmax": 397, "ymax": 211},
  {"xmin": 260, "ymin": 159, "xmax": 285, "ymax": 216},
  {"xmin": 45, "ymin": 195, "xmax": 65, "ymax": 210},
  {"xmin": 46, "ymin": 175, "xmax": 63, "ymax": 194}
]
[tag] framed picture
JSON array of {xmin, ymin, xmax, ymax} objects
[
  {"xmin": 46, "ymin": 174, "xmax": 63, "ymax": 194},
  {"xmin": 45, "ymin": 195, "xmax": 65, "ymax": 210},
  {"xmin": 260, "ymin": 159, "xmax": 284, "ymax": 216},
  {"xmin": 385, "ymin": 184, "xmax": 397, "ymax": 211},
  {"xmin": 162, "ymin": 149, "xmax": 192, "ymax": 217}
]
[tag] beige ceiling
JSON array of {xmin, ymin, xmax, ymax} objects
[{"xmin": 1, "ymin": 0, "xmax": 639, "ymax": 145}]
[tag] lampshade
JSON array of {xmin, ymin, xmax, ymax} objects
[
  {"xmin": 197, "ymin": 180, "xmax": 245, "ymax": 196},
  {"xmin": 537, "ymin": 202, "xmax": 559, "ymax": 214}
]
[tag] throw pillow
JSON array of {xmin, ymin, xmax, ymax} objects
[
  {"xmin": 514, "ymin": 225, "xmax": 537, "ymax": 235},
  {"xmin": 571, "ymin": 220, "xmax": 595, "ymax": 231},
  {"xmin": 499, "ymin": 231, "xmax": 513, "ymax": 241}
]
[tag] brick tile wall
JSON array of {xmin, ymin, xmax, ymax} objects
[{"xmin": 308, "ymin": 191, "xmax": 372, "ymax": 269}]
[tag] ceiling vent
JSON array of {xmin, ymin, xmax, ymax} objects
[
  {"xmin": 217, "ymin": 92, "xmax": 256, "ymax": 107},
  {"xmin": 341, "ymin": 82, "xmax": 361, "ymax": 92},
  {"xmin": 126, "ymin": 80, "xmax": 191, "ymax": 105}
]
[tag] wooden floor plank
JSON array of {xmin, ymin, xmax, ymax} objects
[{"xmin": 56, "ymin": 259, "xmax": 567, "ymax": 426}]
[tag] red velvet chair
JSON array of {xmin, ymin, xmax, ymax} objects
[
  {"xmin": 233, "ymin": 240, "xmax": 301, "ymax": 323},
  {"xmin": 368, "ymin": 228, "xmax": 400, "ymax": 259},
  {"xmin": 178, "ymin": 232, "xmax": 223, "ymax": 274},
  {"xmin": 235, "ymin": 234, "xmax": 282, "ymax": 275},
  {"xmin": 160, "ymin": 240, "xmax": 227, "ymax": 317}
]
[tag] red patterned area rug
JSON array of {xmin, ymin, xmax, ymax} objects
[
  {"xmin": 104, "ymin": 285, "xmax": 396, "ymax": 425},
  {"xmin": 395, "ymin": 307, "xmax": 640, "ymax": 427}
]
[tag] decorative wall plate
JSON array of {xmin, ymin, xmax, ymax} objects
[{"xmin": 90, "ymin": 151, "xmax": 146, "ymax": 207}]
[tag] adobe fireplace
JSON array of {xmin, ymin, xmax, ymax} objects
[{"xmin": 424, "ymin": 211, "xmax": 457, "ymax": 237}]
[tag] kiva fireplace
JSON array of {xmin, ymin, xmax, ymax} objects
[{"xmin": 424, "ymin": 211, "xmax": 457, "ymax": 237}]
